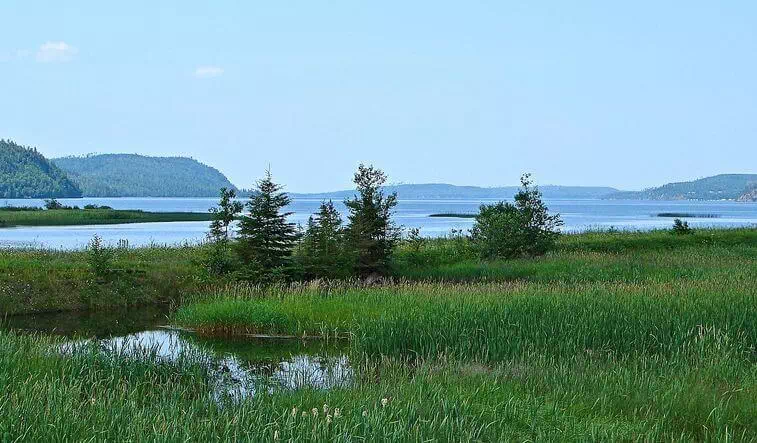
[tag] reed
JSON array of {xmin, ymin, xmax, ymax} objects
[{"xmin": 0, "ymin": 327, "xmax": 754, "ymax": 441}]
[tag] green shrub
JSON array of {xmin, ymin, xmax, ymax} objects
[
  {"xmin": 471, "ymin": 174, "xmax": 563, "ymax": 259},
  {"xmin": 86, "ymin": 234, "xmax": 115, "ymax": 277},
  {"xmin": 671, "ymin": 218, "xmax": 694, "ymax": 235},
  {"xmin": 403, "ymin": 227, "xmax": 426, "ymax": 266}
]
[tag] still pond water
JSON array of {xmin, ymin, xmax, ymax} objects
[
  {"xmin": 4, "ymin": 307, "xmax": 352, "ymax": 401},
  {"xmin": 1, "ymin": 197, "xmax": 756, "ymax": 249}
]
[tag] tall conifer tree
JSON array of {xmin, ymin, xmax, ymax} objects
[
  {"xmin": 236, "ymin": 170, "xmax": 299, "ymax": 280},
  {"xmin": 344, "ymin": 164, "xmax": 400, "ymax": 277}
]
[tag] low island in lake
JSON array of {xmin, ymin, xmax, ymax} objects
[{"xmin": 0, "ymin": 206, "xmax": 213, "ymax": 228}]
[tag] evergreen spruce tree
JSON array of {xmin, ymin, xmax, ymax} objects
[
  {"xmin": 344, "ymin": 164, "xmax": 400, "ymax": 277},
  {"xmin": 236, "ymin": 170, "xmax": 299, "ymax": 281},
  {"xmin": 299, "ymin": 200, "xmax": 347, "ymax": 279}
]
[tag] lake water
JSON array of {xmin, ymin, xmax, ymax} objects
[
  {"xmin": 5, "ymin": 307, "xmax": 352, "ymax": 402},
  {"xmin": 1, "ymin": 197, "xmax": 756, "ymax": 249}
]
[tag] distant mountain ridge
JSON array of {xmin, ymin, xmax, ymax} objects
[
  {"xmin": 606, "ymin": 174, "xmax": 757, "ymax": 201},
  {"xmin": 290, "ymin": 183, "xmax": 620, "ymax": 200},
  {"xmin": 52, "ymin": 154, "xmax": 236, "ymax": 197},
  {"xmin": 0, "ymin": 140, "xmax": 82, "ymax": 198}
]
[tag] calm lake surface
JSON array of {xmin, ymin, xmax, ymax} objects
[
  {"xmin": 5, "ymin": 307, "xmax": 351, "ymax": 401},
  {"xmin": 2, "ymin": 197, "xmax": 756, "ymax": 249}
]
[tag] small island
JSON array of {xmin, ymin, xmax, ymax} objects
[
  {"xmin": 428, "ymin": 213, "xmax": 477, "ymax": 218},
  {"xmin": 0, "ymin": 206, "xmax": 213, "ymax": 228}
]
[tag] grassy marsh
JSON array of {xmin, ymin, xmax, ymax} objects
[
  {"xmin": 0, "ymin": 245, "xmax": 210, "ymax": 314},
  {"xmin": 1, "ymin": 228, "xmax": 755, "ymax": 440}
]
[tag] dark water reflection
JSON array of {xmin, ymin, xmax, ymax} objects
[{"xmin": 4, "ymin": 307, "xmax": 352, "ymax": 400}]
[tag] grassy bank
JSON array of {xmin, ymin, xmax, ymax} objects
[
  {"xmin": 391, "ymin": 227, "xmax": 757, "ymax": 282},
  {"xmin": 0, "ymin": 245, "xmax": 212, "ymax": 315},
  {"xmin": 0, "ymin": 207, "xmax": 213, "ymax": 227},
  {"xmin": 2, "ymin": 227, "xmax": 754, "ymax": 316}
]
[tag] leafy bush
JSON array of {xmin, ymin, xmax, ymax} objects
[
  {"xmin": 83, "ymin": 204, "xmax": 113, "ymax": 210},
  {"xmin": 403, "ymin": 227, "xmax": 427, "ymax": 266},
  {"xmin": 671, "ymin": 218, "xmax": 694, "ymax": 235},
  {"xmin": 43, "ymin": 199, "xmax": 78, "ymax": 210},
  {"xmin": 86, "ymin": 234, "xmax": 115, "ymax": 277},
  {"xmin": 44, "ymin": 198, "xmax": 65, "ymax": 210},
  {"xmin": 471, "ymin": 174, "xmax": 563, "ymax": 259}
]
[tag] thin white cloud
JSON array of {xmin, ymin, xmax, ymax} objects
[
  {"xmin": 36, "ymin": 41, "xmax": 77, "ymax": 63},
  {"xmin": 194, "ymin": 65, "xmax": 224, "ymax": 78}
]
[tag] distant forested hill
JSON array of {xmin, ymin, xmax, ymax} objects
[
  {"xmin": 606, "ymin": 174, "xmax": 757, "ymax": 201},
  {"xmin": 0, "ymin": 140, "xmax": 82, "ymax": 198},
  {"xmin": 52, "ymin": 154, "xmax": 236, "ymax": 197},
  {"xmin": 289, "ymin": 183, "xmax": 620, "ymax": 200}
]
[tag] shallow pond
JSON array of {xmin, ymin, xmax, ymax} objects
[{"xmin": 4, "ymin": 307, "xmax": 352, "ymax": 401}]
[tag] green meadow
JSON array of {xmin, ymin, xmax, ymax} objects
[{"xmin": 1, "ymin": 228, "xmax": 755, "ymax": 440}]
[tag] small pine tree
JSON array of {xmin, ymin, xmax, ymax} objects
[
  {"xmin": 299, "ymin": 200, "xmax": 347, "ymax": 279},
  {"xmin": 208, "ymin": 187, "xmax": 243, "ymax": 243},
  {"xmin": 344, "ymin": 164, "xmax": 400, "ymax": 277},
  {"xmin": 235, "ymin": 170, "xmax": 299, "ymax": 281},
  {"xmin": 205, "ymin": 187, "xmax": 243, "ymax": 275}
]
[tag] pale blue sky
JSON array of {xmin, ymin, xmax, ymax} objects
[{"xmin": 1, "ymin": 1, "xmax": 755, "ymax": 191}]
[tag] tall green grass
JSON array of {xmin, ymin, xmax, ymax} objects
[
  {"xmin": 174, "ymin": 279, "xmax": 757, "ymax": 361},
  {"xmin": 391, "ymin": 227, "xmax": 757, "ymax": 281},
  {"xmin": 1, "ymin": 327, "xmax": 754, "ymax": 441},
  {"xmin": 0, "ymin": 245, "xmax": 214, "ymax": 315}
]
